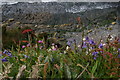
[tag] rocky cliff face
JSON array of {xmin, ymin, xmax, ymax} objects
[{"xmin": 2, "ymin": 2, "xmax": 118, "ymax": 25}]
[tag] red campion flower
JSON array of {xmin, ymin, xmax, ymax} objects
[
  {"xmin": 22, "ymin": 29, "xmax": 33, "ymax": 34},
  {"xmin": 21, "ymin": 40, "xmax": 29, "ymax": 43}
]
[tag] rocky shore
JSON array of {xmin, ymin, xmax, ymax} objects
[
  {"xmin": 2, "ymin": 2, "xmax": 118, "ymax": 26},
  {"xmin": 1, "ymin": 2, "xmax": 119, "ymax": 49}
]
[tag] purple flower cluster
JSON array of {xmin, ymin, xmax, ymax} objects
[
  {"xmin": 92, "ymin": 51, "xmax": 99, "ymax": 56},
  {"xmin": 118, "ymin": 48, "xmax": 120, "ymax": 52},
  {"xmin": 3, "ymin": 50, "xmax": 12, "ymax": 57},
  {"xmin": 1, "ymin": 57, "xmax": 8, "ymax": 62},
  {"xmin": 24, "ymin": 54, "xmax": 29, "ymax": 58},
  {"xmin": 67, "ymin": 41, "xmax": 71, "ymax": 46},
  {"xmin": 86, "ymin": 37, "xmax": 89, "ymax": 41},
  {"xmin": 118, "ymin": 39, "xmax": 120, "ymax": 43},
  {"xmin": 92, "ymin": 51, "xmax": 99, "ymax": 60},
  {"xmin": 82, "ymin": 42, "xmax": 87, "ymax": 48},
  {"xmin": 118, "ymin": 54, "xmax": 120, "ymax": 58},
  {"xmin": 89, "ymin": 40, "xmax": 96, "ymax": 45},
  {"xmin": 98, "ymin": 43, "xmax": 103, "ymax": 48},
  {"xmin": 82, "ymin": 37, "xmax": 96, "ymax": 48},
  {"xmin": 1, "ymin": 50, "xmax": 12, "ymax": 62}
]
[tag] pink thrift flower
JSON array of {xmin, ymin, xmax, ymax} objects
[
  {"xmin": 27, "ymin": 43, "xmax": 30, "ymax": 47},
  {"xmin": 22, "ymin": 45, "xmax": 26, "ymax": 48},
  {"xmin": 38, "ymin": 40, "xmax": 43, "ymax": 43},
  {"xmin": 52, "ymin": 48, "xmax": 57, "ymax": 51}
]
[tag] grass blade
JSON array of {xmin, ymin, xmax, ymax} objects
[{"xmin": 91, "ymin": 61, "xmax": 98, "ymax": 78}]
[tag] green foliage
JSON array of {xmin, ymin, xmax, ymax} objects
[{"xmin": 1, "ymin": 24, "xmax": 120, "ymax": 79}]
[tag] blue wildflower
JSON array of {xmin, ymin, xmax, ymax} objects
[
  {"xmin": 118, "ymin": 48, "xmax": 120, "ymax": 52},
  {"xmin": 92, "ymin": 51, "xmax": 99, "ymax": 56},
  {"xmin": 98, "ymin": 43, "xmax": 103, "ymax": 48},
  {"xmin": 1, "ymin": 57, "xmax": 8, "ymax": 62},
  {"xmin": 118, "ymin": 54, "xmax": 120, "ymax": 58},
  {"xmin": 100, "ymin": 51, "xmax": 103, "ymax": 53},
  {"xmin": 89, "ymin": 40, "xmax": 95, "ymax": 45},
  {"xmin": 3, "ymin": 50, "xmax": 8, "ymax": 54},
  {"xmin": 118, "ymin": 39, "xmax": 120, "ymax": 43},
  {"xmin": 82, "ymin": 42, "xmax": 87, "ymax": 48},
  {"xmin": 82, "ymin": 45, "xmax": 87, "ymax": 48},
  {"xmin": 86, "ymin": 37, "xmax": 89, "ymax": 41},
  {"xmin": 93, "ymin": 57, "xmax": 97, "ymax": 60},
  {"xmin": 67, "ymin": 41, "xmax": 71, "ymax": 46},
  {"xmin": 3, "ymin": 50, "xmax": 12, "ymax": 57},
  {"xmin": 7, "ymin": 52, "xmax": 12, "ymax": 57},
  {"xmin": 24, "ymin": 55, "xmax": 29, "ymax": 58},
  {"xmin": 90, "ymin": 47, "xmax": 94, "ymax": 49}
]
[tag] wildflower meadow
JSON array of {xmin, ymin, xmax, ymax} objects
[
  {"xmin": 1, "ymin": 26, "xmax": 120, "ymax": 79},
  {"xmin": 1, "ymin": 2, "xmax": 120, "ymax": 79}
]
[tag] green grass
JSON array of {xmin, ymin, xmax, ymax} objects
[
  {"xmin": 1, "ymin": 18, "xmax": 120, "ymax": 79},
  {"xmin": 1, "ymin": 28, "xmax": 120, "ymax": 79}
]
